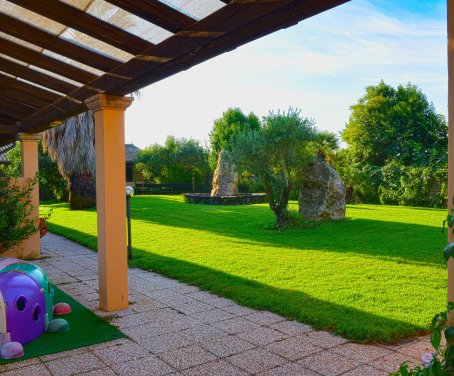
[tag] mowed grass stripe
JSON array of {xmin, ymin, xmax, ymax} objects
[{"xmin": 42, "ymin": 196, "xmax": 447, "ymax": 343}]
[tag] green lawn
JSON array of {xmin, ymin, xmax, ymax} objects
[{"xmin": 41, "ymin": 196, "xmax": 447, "ymax": 343}]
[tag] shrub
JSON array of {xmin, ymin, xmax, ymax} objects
[{"xmin": 0, "ymin": 174, "xmax": 38, "ymax": 253}]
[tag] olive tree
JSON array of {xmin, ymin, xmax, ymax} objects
[{"xmin": 230, "ymin": 108, "xmax": 315, "ymax": 229}]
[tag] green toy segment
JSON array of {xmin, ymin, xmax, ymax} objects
[{"xmin": 1, "ymin": 263, "xmax": 54, "ymax": 322}]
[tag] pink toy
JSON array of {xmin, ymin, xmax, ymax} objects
[{"xmin": 53, "ymin": 302, "xmax": 71, "ymax": 316}]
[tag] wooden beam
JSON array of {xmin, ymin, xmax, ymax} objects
[
  {"xmin": 19, "ymin": 0, "xmax": 349, "ymax": 134},
  {"xmin": 0, "ymin": 37, "xmax": 98, "ymax": 84},
  {"xmin": 0, "ymin": 13, "xmax": 122, "ymax": 72},
  {"xmin": 8, "ymin": 0, "xmax": 154, "ymax": 56},
  {"xmin": 106, "ymin": 0, "xmax": 197, "ymax": 33},
  {"xmin": 0, "ymin": 125, "xmax": 20, "ymax": 134},
  {"xmin": 0, "ymin": 73, "xmax": 61, "ymax": 103},
  {"xmin": 0, "ymin": 57, "xmax": 79, "ymax": 95},
  {"xmin": 1, "ymin": 96, "xmax": 37, "ymax": 117}
]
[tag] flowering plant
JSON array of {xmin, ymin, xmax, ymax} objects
[{"xmin": 39, "ymin": 209, "xmax": 53, "ymax": 238}]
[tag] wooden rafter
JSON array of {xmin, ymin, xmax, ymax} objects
[
  {"xmin": 0, "ymin": 0, "xmax": 350, "ymax": 144},
  {"xmin": 0, "ymin": 37, "xmax": 97, "ymax": 84},
  {"xmin": 0, "ymin": 57, "xmax": 79, "ymax": 94},
  {"xmin": 7, "ymin": 0, "xmax": 155, "ymax": 56},
  {"xmin": 106, "ymin": 0, "xmax": 197, "ymax": 33},
  {"xmin": 0, "ymin": 125, "xmax": 20, "ymax": 134},
  {"xmin": 0, "ymin": 13, "xmax": 122, "ymax": 72}
]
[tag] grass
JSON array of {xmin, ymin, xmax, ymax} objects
[
  {"xmin": 41, "ymin": 195, "xmax": 448, "ymax": 344},
  {"xmin": 0, "ymin": 286, "xmax": 124, "ymax": 364}
]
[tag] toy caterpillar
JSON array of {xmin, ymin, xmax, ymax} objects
[{"xmin": 0, "ymin": 257, "xmax": 71, "ymax": 360}]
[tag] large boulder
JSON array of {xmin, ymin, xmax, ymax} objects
[
  {"xmin": 211, "ymin": 149, "xmax": 238, "ymax": 197},
  {"xmin": 299, "ymin": 160, "xmax": 346, "ymax": 221}
]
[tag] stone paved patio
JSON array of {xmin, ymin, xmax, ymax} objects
[{"xmin": 1, "ymin": 233, "xmax": 431, "ymax": 375}]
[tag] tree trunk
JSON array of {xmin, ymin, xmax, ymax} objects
[{"xmin": 68, "ymin": 174, "xmax": 96, "ymax": 210}]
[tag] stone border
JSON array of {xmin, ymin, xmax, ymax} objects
[{"xmin": 183, "ymin": 193, "xmax": 267, "ymax": 205}]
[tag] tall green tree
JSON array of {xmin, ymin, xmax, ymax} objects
[
  {"xmin": 340, "ymin": 81, "xmax": 447, "ymax": 206},
  {"xmin": 341, "ymin": 81, "xmax": 447, "ymax": 167},
  {"xmin": 209, "ymin": 108, "xmax": 260, "ymax": 168},
  {"xmin": 136, "ymin": 136, "xmax": 210, "ymax": 185},
  {"xmin": 231, "ymin": 108, "xmax": 315, "ymax": 229}
]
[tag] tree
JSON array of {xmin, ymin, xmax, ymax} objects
[
  {"xmin": 0, "ymin": 142, "xmax": 68, "ymax": 202},
  {"xmin": 209, "ymin": 108, "xmax": 260, "ymax": 168},
  {"xmin": 136, "ymin": 136, "xmax": 210, "ymax": 186},
  {"xmin": 42, "ymin": 112, "xmax": 96, "ymax": 210},
  {"xmin": 341, "ymin": 81, "xmax": 447, "ymax": 167},
  {"xmin": 231, "ymin": 108, "xmax": 315, "ymax": 229}
]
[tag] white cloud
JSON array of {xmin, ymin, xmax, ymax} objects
[{"xmin": 125, "ymin": 0, "xmax": 447, "ymax": 148}]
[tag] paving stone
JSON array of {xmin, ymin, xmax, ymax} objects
[
  {"xmin": 267, "ymin": 336, "xmax": 321, "ymax": 360},
  {"xmin": 180, "ymin": 324, "xmax": 228, "ymax": 342},
  {"xmin": 221, "ymin": 305, "xmax": 257, "ymax": 317},
  {"xmin": 212, "ymin": 317, "xmax": 261, "ymax": 334},
  {"xmin": 342, "ymin": 365, "xmax": 389, "ymax": 376},
  {"xmin": 87, "ymin": 338, "xmax": 131, "ymax": 351},
  {"xmin": 257, "ymin": 362, "xmax": 319, "ymax": 376},
  {"xmin": 131, "ymin": 300, "xmax": 167, "ymax": 313},
  {"xmin": 237, "ymin": 327, "xmax": 288, "ymax": 346},
  {"xmin": 396, "ymin": 339, "xmax": 433, "ymax": 358},
  {"xmin": 0, "ymin": 358, "xmax": 41, "ymax": 373},
  {"xmin": 111, "ymin": 354, "xmax": 176, "ymax": 376},
  {"xmin": 298, "ymin": 351, "xmax": 361, "ymax": 376},
  {"xmin": 199, "ymin": 335, "xmax": 255, "ymax": 357},
  {"xmin": 40, "ymin": 347, "xmax": 89, "ymax": 362},
  {"xmin": 331, "ymin": 342, "xmax": 395, "ymax": 363},
  {"xmin": 45, "ymin": 352, "xmax": 105, "ymax": 376},
  {"xmin": 269, "ymin": 320, "xmax": 313, "ymax": 336},
  {"xmin": 92, "ymin": 341, "xmax": 150, "ymax": 365},
  {"xmin": 137, "ymin": 332, "xmax": 194, "ymax": 354},
  {"xmin": 369, "ymin": 352, "xmax": 419, "ymax": 373},
  {"xmin": 158, "ymin": 345, "xmax": 218, "ymax": 370},
  {"xmin": 190, "ymin": 309, "xmax": 236, "ymax": 324},
  {"xmin": 226, "ymin": 348, "xmax": 287, "ymax": 374},
  {"xmin": 182, "ymin": 360, "xmax": 249, "ymax": 376},
  {"xmin": 243, "ymin": 311, "xmax": 286, "ymax": 326},
  {"xmin": 0, "ymin": 363, "xmax": 52, "ymax": 376},
  {"xmin": 304, "ymin": 330, "xmax": 349, "ymax": 348},
  {"xmin": 78, "ymin": 367, "xmax": 117, "ymax": 376},
  {"xmin": 170, "ymin": 301, "xmax": 213, "ymax": 315}
]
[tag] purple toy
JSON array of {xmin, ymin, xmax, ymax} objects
[
  {"xmin": 0, "ymin": 258, "xmax": 27, "ymax": 270},
  {"xmin": 0, "ymin": 271, "xmax": 46, "ymax": 344}
]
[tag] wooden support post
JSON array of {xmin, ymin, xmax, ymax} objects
[
  {"xmin": 13, "ymin": 133, "xmax": 40, "ymax": 259},
  {"xmin": 448, "ymin": 0, "xmax": 454, "ymax": 319},
  {"xmin": 86, "ymin": 94, "xmax": 133, "ymax": 311}
]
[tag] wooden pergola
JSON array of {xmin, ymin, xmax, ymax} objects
[{"xmin": 2, "ymin": 0, "xmax": 452, "ymax": 314}]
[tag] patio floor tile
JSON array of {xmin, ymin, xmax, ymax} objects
[
  {"xmin": 111, "ymin": 354, "xmax": 176, "ymax": 376},
  {"xmin": 1, "ymin": 363, "xmax": 52, "ymax": 376},
  {"xmin": 243, "ymin": 311, "xmax": 286, "ymax": 326},
  {"xmin": 268, "ymin": 320, "xmax": 313, "ymax": 336},
  {"xmin": 303, "ymin": 330, "xmax": 349, "ymax": 348},
  {"xmin": 181, "ymin": 360, "xmax": 249, "ymax": 376},
  {"xmin": 331, "ymin": 342, "xmax": 396, "ymax": 364},
  {"xmin": 236, "ymin": 327, "xmax": 288, "ymax": 346},
  {"xmin": 266, "ymin": 336, "xmax": 322, "ymax": 361},
  {"xmin": 298, "ymin": 351, "xmax": 361, "ymax": 376},
  {"xmin": 226, "ymin": 348, "xmax": 287, "ymax": 374},
  {"xmin": 137, "ymin": 332, "xmax": 195, "ymax": 354},
  {"xmin": 44, "ymin": 352, "xmax": 105, "ymax": 376},
  {"xmin": 199, "ymin": 335, "xmax": 255, "ymax": 357},
  {"xmin": 158, "ymin": 345, "xmax": 217, "ymax": 370},
  {"xmin": 211, "ymin": 317, "xmax": 261, "ymax": 334},
  {"xmin": 91, "ymin": 341, "xmax": 150, "ymax": 365},
  {"xmin": 257, "ymin": 362, "xmax": 319, "ymax": 376}
]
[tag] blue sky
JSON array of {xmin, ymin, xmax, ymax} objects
[{"xmin": 125, "ymin": 0, "xmax": 447, "ymax": 149}]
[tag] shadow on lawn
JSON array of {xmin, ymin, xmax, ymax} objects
[
  {"xmin": 131, "ymin": 197, "xmax": 446, "ymax": 267},
  {"xmin": 44, "ymin": 223, "xmax": 430, "ymax": 343}
]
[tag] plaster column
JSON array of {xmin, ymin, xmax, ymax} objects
[
  {"xmin": 86, "ymin": 94, "xmax": 133, "ymax": 311},
  {"xmin": 448, "ymin": 0, "xmax": 454, "ymax": 318},
  {"xmin": 17, "ymin": 132, "xmax": 40, "ymax": 259}
]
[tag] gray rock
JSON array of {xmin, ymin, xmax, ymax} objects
[
  {"xmin": 1, "ymin": 342, "xmax": 24, "ymax": 359},
  {"xmin": 211, "ymin": 149, "xmax": 238, "ymax": 196},
  {"xmin": 299, "ymin": 160, "xmax": 346, "ymax": 221}
]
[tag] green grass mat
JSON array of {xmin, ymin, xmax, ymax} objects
[{"xmin": 0, "ymin": 287, "xmax": 125, "ymax": 364}]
